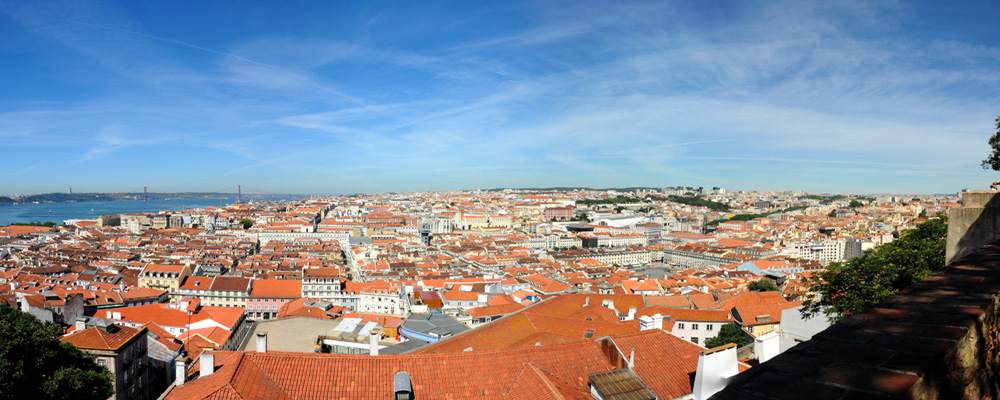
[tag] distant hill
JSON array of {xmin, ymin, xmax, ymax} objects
[
  {"xmin": 0, "ymin": 192, "xmax": 236, "ymax": 205},
  {"xmin": 480, "ymin": 186, "xmax": 665, "ymax": 192}
]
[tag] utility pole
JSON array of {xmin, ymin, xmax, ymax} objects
[{"xmin": 238, "ymin": 185, "xmax": 242, "ymax": 204}]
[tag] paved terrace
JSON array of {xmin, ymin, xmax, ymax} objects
[{"xmin": 712, "ymin": 241, "xmax": 1000, "ymax": 400}]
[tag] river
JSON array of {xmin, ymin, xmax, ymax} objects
[{"xmin": 0, "ymin": 198, "xmax": 235, "ymax": 225}]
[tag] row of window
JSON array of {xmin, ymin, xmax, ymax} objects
[{"xmin": 677, "ymin": 323, "xmax": 715, "ymax": 331}]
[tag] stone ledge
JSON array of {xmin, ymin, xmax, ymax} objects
[{"xmin": 712, "ymin": 241, "xmax": 1000, "ymax": 400}]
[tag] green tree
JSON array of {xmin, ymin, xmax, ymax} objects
[
  {"xmin": 980, "ymin": 114, "xmax": 1000, "ymax": 171},
  {"xmin": 705, "ymin": 323, "xmax": 749, "ymax": 348},
  {"xmin": 801, "ymin": 216, "xmax": 947, "ymax": 322},
  {"xmin": 239, "ymin": 219, "xmax": 254, "ymax": 229},
  {"xmin": 918, "ymin": 210, "xmax": 928, "ymax": 219},
  {"xmin": 827, "ymin": 209, "xmax": 838, "ymax": 218},
  {"xmin": 848, "ymin": 200, "xmax": 864, "ymax": 208},
  {"xmin": 747, "ymin": 279, "xmax": 779, "ymax": 292},
  {"xmin": 0, "ymin": 304, "xmax": 113, "ymax": 400}
]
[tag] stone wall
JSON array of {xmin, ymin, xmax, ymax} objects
[
  {"xmin": 712, "ymin": 241, "xmax": 1000, "ymax": 400},
  {"xmin": 947, "ymin": 191, "xmax": 1000, "ymax": 264}
]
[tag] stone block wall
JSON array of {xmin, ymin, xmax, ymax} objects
[
  {"xmin": 947, "ymin": 191, "xmax": 1000, "ymax": 264},
  {"xmin": 712, "ymin": 241, "xmax": 1000, "ymax": 400}
]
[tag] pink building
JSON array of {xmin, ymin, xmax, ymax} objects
[
  {"xmin": 247, "ymin": 279, "xmax": 301, "ymax": 320},
  {"xmin": 544, "ymin": 206, "xmax": 575, "ymax": 220}
]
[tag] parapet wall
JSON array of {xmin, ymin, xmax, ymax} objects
[
  {"xmin": 712, "ymin": 241, "xmax": 1000, "ymax": 399},
  {"xmin": 947, "ymin": 191, "xmax": 1000, "ymax": 264}
]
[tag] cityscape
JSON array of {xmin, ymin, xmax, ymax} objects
[
  {"xmin": 0, "ymin": 188, "xmax": 967, "ymax": 399},
  {"xmin": 2, "ymin": 1, "xmax": 1000, "ymax": 400}
]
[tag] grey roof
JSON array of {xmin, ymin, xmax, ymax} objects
[
  {"xmin": 589, "ymin": 368, "xmax": 656, "ymax": 400},
  {"xmin": 400, "ymin": 313, "xmax": 469, "ymax": 339},
  {"xmin": 380, "ymin": 338, "xmax": 431, "ymax": 354},
  {"xmin": 242, "ymin": 316, "xmax": 343, "ymax": 353},
  {"xmin": 349, "ymin": 236, "xmax": 373, "ymax": 245}
]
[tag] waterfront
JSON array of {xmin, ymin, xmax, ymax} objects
[{"xmin": 0, "ymin": 198, "xmax": 233, "ymax": 225}]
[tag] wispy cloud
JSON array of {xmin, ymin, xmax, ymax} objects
[{"xmin": 1, "ymin": 0, "xmax": 997, "ymax": 194}]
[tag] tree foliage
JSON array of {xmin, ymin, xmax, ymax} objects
[
  {"xmin": 665, "ymin": 195, "xmax": 731, "ymax": 212},
  {"xmin": 8, "ymin": 221, "xmax": 57, "ymax": 227},
  {"xmin": 980, "ymin": 114, "xmax": 1000, "ymax": 172},
  {"xmin": 848, "ymin": 200, "xmax": 864, "ymax": 208},
  {"xmin": 0, "ymin": 304, "xmax": 113, "ymax": 400},
  {"xmin": 239, "ymin": 219, "xmax": 254, "ymax": 229},
  {"xmin": 801, "ymin": 216, "xmax": 947, "ymax": 323},
  {"xmin": 748, "ymin": 279, "xmax": 779, "ymax": 292},
  {"xmin": 705, "ymin": 323, "xmax": 749, "ymax": 348}
]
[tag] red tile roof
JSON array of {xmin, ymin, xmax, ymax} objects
[
  {"xmin": 249, "ymin": 279, "xmax": 302, "ymax": 298},
  {"xmin": 61, "ymin": 325, "xmax": 145, "ymax": 351},
  {"xmin": 168, "ymin": 330, "xmax": 707, "ymax": 400}
]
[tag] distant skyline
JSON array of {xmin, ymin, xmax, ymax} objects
[{"xmin": 1, "ymin": 1, "xmax": 999, "ymax": 195}]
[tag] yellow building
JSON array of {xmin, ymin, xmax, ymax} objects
[{"xmin": 138, "ymin": 263, "xmax": 192, "ymax": 302}]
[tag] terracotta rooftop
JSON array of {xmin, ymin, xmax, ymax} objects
[
  {"xmin": 168, "ymin": 329, "xmax": 711, "ymax": 400},
  {"xmin": 249, "ymin": 279, "xmax": 302, "ymax": 298},
  {"xmin": 61, "ymin": 325, "xmax": 145, "ymax": 351}
]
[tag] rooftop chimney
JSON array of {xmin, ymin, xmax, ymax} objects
[
  {"xmin": 200, "ymin": 351, "xmax": 215, "ymax": 377},
  {"xmin": 369, "ymin": 330, "xmax": 380, "ymax": 356},
  {"xmin": 639, "ymin": 315, "xmax": 655, "ymax": 331},
  {"xmin": 174, "ymin": 356, "xmax": 187, "ymax": 386},
  {"xmin": 627, "ymin": 306, "xmax": 637, "ymax": 321},
  {"xmin": 652, "ymin": 314, "xmax": 663, "ymax": 330},
  {"xmin": 256, "ymin": 332, "xmax": 268, "ymax": 353},
  {"xmin": 693, "ymin": 344, "xmax": 739, "ymax": 400},
  {"xmin": 74, "ymin": 317, "xmax": 87, "ymax": 332},
  {"xmin": 754, "ymin": 331, "xmax": 780, "ymax": 363}
]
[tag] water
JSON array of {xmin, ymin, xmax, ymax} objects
[{"xmin": 0, "ymin": 198, "xmax": 234, "ymax": 225}]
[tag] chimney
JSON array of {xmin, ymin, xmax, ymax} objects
[
  {"xmin": 111, "ymin": 311, "xmax": 122, "ymax": 320},
  {"xmin": 477, "ymin": 293, "xmax": 487, "ymax": 304},
  {"xmin": 369, "ymin": 330, "xmax": 380, "ymax": 356},
  {"xmin": 256, "ymin": 332, "xmax": 268, "ymax": 353},
  {"xmin": 652, "ymin": 314, "xmax": 663, "ymax": 330},
  {"xmin": 584, "ymin": 296, "xmax": 590, "ymax": 307},
  {"xmin": 639, "ymin": 315, "xmax": 655, "ymax": 331},
  {"xmin": 755, "ymin": 331, "xmax": 780, "ymax": 363},
  {"xmin": 75, "ymin": 317, "xmax": 87, "ymax": 332},
  {"xmin": 627, "ymin": 306, "xmax": 637, "ymax": 321},
  {"xmin": 200, "ymin": 351, "xmax": 215, "ymax": 377},
  {"xmin": 174, "ymin": 356, "xmax": 187, "ymax": 386},
  {"xmin": 627, "ymin": 349, "xmax": 635, "ymax": 370},
  {"xmin": 693, "ymin": 344, "xmax": 739, "ymax": 400}
]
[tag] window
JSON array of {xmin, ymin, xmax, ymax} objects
[
  {"xmin": 97, "ymin": 359, "xmax": 107, "ymax": 367},
  {"xmin": 584, "ymin": 330, "xmax": 594, "ymax": 338},
  {"xmin": 692, "ymin": 324, "xmax": 699, "ymax": 330},
  {"xmin": 707, "ymin": 324, "xmax": 714, "ymax": 331},
  {"xmin": 691, "ymin": 337, "xmax": 698, "ymax": 344},
  {"xmin": 678, "ymin": 323, "xmax": 684, "ymax": 329}
]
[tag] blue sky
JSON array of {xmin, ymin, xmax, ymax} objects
[{"xmin": 1, "ymin": 1, "xmax": 998, "ymax": 195}]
